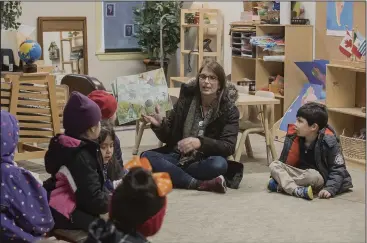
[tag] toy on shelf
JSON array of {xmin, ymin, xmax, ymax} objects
[
  {"xmin": 353, "ymin": 128, "xmax": 366, "ymax": 140},
  {"xmin": 18, "ymin": 39, "xmax": 42, "ymax": 73},
  {"xmin": 268, "ymin": 75, "xmax": 284, "ymax": 96},
  {"xmin": 250, "ymin": 35, "xmax": 285, "ymax": 58},
  {"xmin": 291, "ymin": 1, "xmax": 310, "ymax": 25}
]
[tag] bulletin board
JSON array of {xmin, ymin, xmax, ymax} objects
[{"xmin": 315, "ymin": 2, "xmax": 366, "ymax": 60}]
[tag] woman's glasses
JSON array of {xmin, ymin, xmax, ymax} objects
[{"xmin": 198, "ymin": 74, "xmax": 218, "ymax": 83}]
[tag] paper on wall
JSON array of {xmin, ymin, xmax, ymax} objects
[{"xmin": 16, "ymin": 24, "xmax": 36, "ymax": 46}]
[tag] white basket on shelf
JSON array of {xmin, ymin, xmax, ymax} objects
[{"xmin": 340, "ymin": 129, "xmax": 366, "ymax": 164}]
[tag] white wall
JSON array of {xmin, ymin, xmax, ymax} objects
[
  {"xmin": 191, "ymin": 1, "xmax": 316, "ymax": 75},
  {"xmin": 1, "ymin": 1, "xmax": 316, "ymax": 86},
  {"xmin": 2, "ymin": 2, "xmax": 146, "ymax": 91}
]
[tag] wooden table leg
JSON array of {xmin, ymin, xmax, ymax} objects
[
  {"xmin": 263, "ymin": 105, "xmax": 277, "ymax": 165},
  {"xmin": 169, "ymin": 78, "xmax": 174, "ymax": 88}
]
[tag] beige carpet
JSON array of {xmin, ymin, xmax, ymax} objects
[
  {"xmin": 18, "ymin": 132, "xmax": 366, "ymax": 243},
  {"xmin": 151, "ymin": 168, "xmax": 365, "ymax": 243}
]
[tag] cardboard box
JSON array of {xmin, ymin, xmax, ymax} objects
[{"xmin": 243, "ymin": 2, "xmax": 255, "ymax": 12}]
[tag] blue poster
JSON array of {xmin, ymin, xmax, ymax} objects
[
  {"xmin": 295, "ymin": 60, "xmax": 329, "ymax": 88},
  {"xmin": 326, "ymin": 1, "xmax": 353, "ymax": 36},
  {"xmin": 279, "ymin": 83, "xmax": 324, "ymax": 132}
]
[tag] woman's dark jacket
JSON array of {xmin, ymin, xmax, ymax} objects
[{"xmin": 151, "ymin": 80, "xmax": 240, "ymax": 158}]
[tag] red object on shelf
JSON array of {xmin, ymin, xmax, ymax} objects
[{"xmin": 194, "ymin": 12, "xmax": 199, "ymax": 24}]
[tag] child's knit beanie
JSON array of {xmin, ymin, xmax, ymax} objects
[
  {"xmin": 63, "ymin": 91, "xmax": 101, "ymax": 137},
  {"xmin": 88, "ymin": 90, "xmax": 118, "ymax": 119}
]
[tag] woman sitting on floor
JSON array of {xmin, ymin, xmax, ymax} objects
[{"xmin": 141, "ymin": 59, "xmax": 239, "ymax": 193}]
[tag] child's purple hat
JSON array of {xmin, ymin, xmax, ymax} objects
[{"xmin": 63, "ymin": 91, "xmax": 101, "ymax": 137}]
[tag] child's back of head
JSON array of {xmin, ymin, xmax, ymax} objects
[
  {"xmin": 63, "ymin": 91, "xmax": 102, "ymax": 139},
  {"xmin": 110, "ymin": 167, "xmax": 166, "ymax": 237}
]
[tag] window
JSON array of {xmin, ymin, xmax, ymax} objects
[{"xmin": 95, "ymin": 1, "xmax": 146, "ymax": 60}]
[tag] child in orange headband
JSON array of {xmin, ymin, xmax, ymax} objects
[{"xmin": 85, "ymin": 158, "xmax": 172, "ymax": 243}]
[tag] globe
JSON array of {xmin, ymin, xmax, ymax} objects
[{"xmin": 18, "ymin": 40, "xmax": 42, "ymax": 64}]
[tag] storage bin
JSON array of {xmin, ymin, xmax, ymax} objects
[{"xmin": 340, "ymin": 130, "xmax": 366, "ymax": 164}]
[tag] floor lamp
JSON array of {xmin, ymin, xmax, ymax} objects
[{"xmin": 159, "ymin": 14, "xmax": 170, "ymax": 69}]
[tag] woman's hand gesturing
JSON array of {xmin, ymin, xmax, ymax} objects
[{"xmin": 142, "ymin": 105, "xmax": 163, "ymax": 127}]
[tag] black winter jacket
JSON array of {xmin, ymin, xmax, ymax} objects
[
  {"xmin": 151, "ymin": 80, "xmax": 240, "ymax": 158},
  {"xmin": 279, "ymin": 124, "xmax": 353, "ymax": 196},
  {"xmin": 43, "ymin": 134, "xmax": 110, "ymax": 229},
  {"xmin": 84, "ymin": 219, "xmax": 149, "ymax": 243}
]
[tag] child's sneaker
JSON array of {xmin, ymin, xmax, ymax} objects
[
  {"xmin": 293, "ymin": 186, "xmax": 313, "ymax": 200},
  {"xmin": 198, "ymin": 175, "xmax": 227, "ymax": 193},
  {"xmin": 267, "ymin": 178, "xmax": 278, "ymax": 192}
]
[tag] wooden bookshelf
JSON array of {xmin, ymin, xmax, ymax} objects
[
  {"xmin": 230, "ymin": 24, "xmax": 313, "ymax": 122},
  {"xmin": 326, "ymin": 62, "xmax": 366, "ymax": 136},
  {"xmin": 179, "ymin": 8, "xmax": 223, "ymax": 77},
  {"xmin": 325, "ymin": 61, "xmax": 366, "ymax": 166},
  {"xmin": 169, "ymin": 8, "xmax": 223, "ymax": 87}
]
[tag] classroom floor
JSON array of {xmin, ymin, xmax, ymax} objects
[{"xmin": 20, "ymin": 128, "xmax": 366, "ymax": 243}]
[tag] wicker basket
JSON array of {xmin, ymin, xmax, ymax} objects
[{"xmin": 340, "ymin": 130, "xmax": 366, "ymax": 164}]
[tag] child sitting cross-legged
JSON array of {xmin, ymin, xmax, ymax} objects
[
  {"xmin": 98, "ymin": 121, "xmax": 125, "ymax": 192},
  {"xmin": 85, "ymin": 157, "xmax": 172, "ymax": 243},
  {"xmin": 268, "ymin": 102, "xmax": 353, "ymax": 200}
]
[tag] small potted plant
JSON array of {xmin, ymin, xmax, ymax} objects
[
  {"xmin": 1, "ymin": 1, "xmax": 22, "ymax": 30},
  {"xmin": 185, "ymin": 13, "xmax": 195, "ymax": 24},
  {"xmin": 133, "ymin": 1, "xmax": 182, "ymax": 79}
]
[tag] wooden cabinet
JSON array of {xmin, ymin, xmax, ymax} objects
[{"xmin": 230, "ymin": 24, "xmax": 313, "ymax": 122}]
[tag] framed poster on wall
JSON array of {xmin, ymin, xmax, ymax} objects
[{"xmin": 326, "ymin": 1, "xmax": 353, "ymax": 36}]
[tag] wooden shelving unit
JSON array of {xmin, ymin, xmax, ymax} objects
[
  {"xmin": 230, "ymin": 23, "xmax": 313, "ymax": 122},
  {"xmin": 325, "ymin": 61, "xmax": 366, "ymax": 166},
  {"xmin": 169, "ymin": 8, "xmax": 223, "ymax": 87},
  {"xmin": 325, "ymin": 62, "xmax": 366, "ymax": 136},
  {"xmin": 60, "ymin": 32, "xmax": 83, "ymax": 74},
  {"xmin": 180, "ymin": 8, "xmax": 223, "ymax": 77}
]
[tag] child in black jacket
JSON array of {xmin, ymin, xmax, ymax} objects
[
  {"xmin": 268, "ymin": 102, "xmax": 353, "ymax": 200},
  {"xmin": 43, "ymin": 91, "xmax": 110, "ymax": 231}
]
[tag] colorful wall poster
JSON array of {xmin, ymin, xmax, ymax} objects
[
  {"xmin": 326, "ymin": 1, "xmax": 353, "ymax": 36},
  {"xmin": 279, "ymin": 83, "xmax": 324, "ymax": 132},
  {"xmin": 295, "ymin": 60, "xmax": 329, "ymax": 88},
  {"xmin": 112, "ymin": 68, "xmax": 173, "ymax": 125}
]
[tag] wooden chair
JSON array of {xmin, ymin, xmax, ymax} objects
[
  {"xmin": 61, "ymin": 74, "xmax": 106, "ymax": 96},
  {"xmin": 234, "ymin": 90, "xmax": 275, "ymax": 162},
  {"xmin": 1, "ymin": 72, "xmax": 68, "ymax": 161}
]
